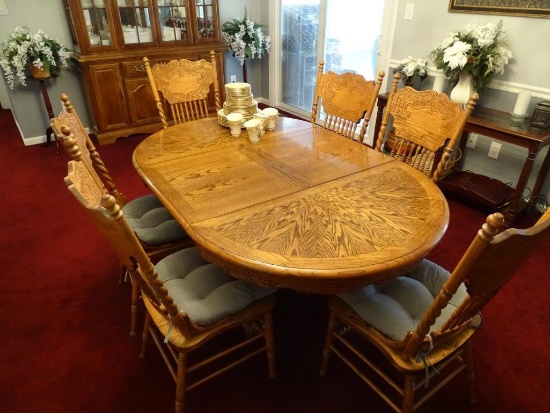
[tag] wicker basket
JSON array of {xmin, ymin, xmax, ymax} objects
[{"xmin": 440, "ymin": 146, "xmax": 462, "ymax": 179}]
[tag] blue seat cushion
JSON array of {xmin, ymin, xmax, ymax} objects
[
  {"xmin": 155, "ymin": 247, "xmax": 277, "ymax": 327},
  {"xmin": 338, "ymin": 259, "xmax": 467, "ymax": 341},
  {"xmin": 123, "ymin": 194, "xmax": 188, "ymax": 246}
]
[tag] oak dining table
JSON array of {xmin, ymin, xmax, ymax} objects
[{"xmin": 132, "ymin": 117, "xmax": 450, "ymax": 294}]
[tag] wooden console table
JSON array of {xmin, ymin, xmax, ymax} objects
[{"xmin": 372, "ymin": 92, "xmax": 550, "ymax": 225}]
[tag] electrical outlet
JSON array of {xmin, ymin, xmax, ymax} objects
[
  {"xmin": 466, "ymin": 133, "xmax": 478, "ymax": 149},
  {"xmin": 230, "ymin": 75, "xmax": 237, "ymax": 83},
  {"xmin": 488, "ymin": 142, "xmax": 502, "ymax": 159}
]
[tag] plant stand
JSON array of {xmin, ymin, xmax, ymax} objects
[
  {"xmin": 34, "ymin": 76, "xmax": 58, "ymax": 154},
  {"xmin": 242, "ymin": 59, "xmax": 248, "ymax": 83}
]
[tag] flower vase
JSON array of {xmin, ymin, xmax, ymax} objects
[
  {"xmin": 450, "ymin": 72, "xmax": 474, "ymax": 105},
  {"xmin": 29, "ymin": 64, "xmax": 51, "ymax": 80},
  {"xmin": 431, "ymin": 69, "xmax": 446, "ymax": 93},
  {"xmin": 403, "ymin": 78, "xmax": 414, "ymax": 88}
]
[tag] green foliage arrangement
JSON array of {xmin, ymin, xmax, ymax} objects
[
  {"xmin": 221, "ymin": 9, "xmax": 270, "ymax": 66},
  {"xmin": 0, "ymin": 26, "xmax": 71, "ymax": 89},
  {"xmin": 430, "ymin": 20, "xmax": 513, "ymax": 91},
  {"xmin": 393, "ymin": 56, "xmax": 428, "ymax": 86}
]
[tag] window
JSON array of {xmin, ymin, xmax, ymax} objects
[{"xmin": 274, "ymin": 0, "xmax": 390, "ymax": 122}]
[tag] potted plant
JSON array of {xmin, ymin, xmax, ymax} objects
[
  {"xmin": 393, "ymin": 56, "xmax": 428, "ymax": 87},
  {"xmin": 0, "ymin": 26, "xmax": 71, "ymax": 89},
  {"xmin": 221, "ymin": 8, "xmax": 270, "ymax": 83},
  {"xmin": 429, "ymin": 20, "xmax": 513, "ymax": 103}
]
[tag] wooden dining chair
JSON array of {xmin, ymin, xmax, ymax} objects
[
  {"xmin": 64, "ymin": 158, "xmax": 277, "ymax": 413},
  {"xmin": 311, "ymin": 61, "xmax": 384, "ymax": 145},
  {"xmin": 144, "ymin": 50, "xmax": 221, "ymax": 128},
  {"xmin": 376, "ymin": 73, "xmax": 478, "ymax": 182},
  {"xmin": 320, "ymin": 208, "xmax": 550, "ymax": 413},
  {"xmin": 51, "ymin": 95, "xmax": 193, "ymax": 335}
]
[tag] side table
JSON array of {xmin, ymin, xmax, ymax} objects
[{"xmin": 372, "ymin": 93, "xmax": 550, "ymax": 225}]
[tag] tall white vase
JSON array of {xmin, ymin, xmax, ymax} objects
[{"xmin": 450, "ymin": 72, "xmax": 474, "ymax": 104}]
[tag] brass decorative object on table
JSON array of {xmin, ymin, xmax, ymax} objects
[
  {"xmin": 217, "ymin": 82, "xmax": 259, "ymax": 127},
  {"xmin": 529, "ymin": 101, "xmax": 550, "ymax": 129}
]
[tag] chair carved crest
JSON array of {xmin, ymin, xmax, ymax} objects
[
  {"xmin": 151, "ymin": 59, "xmax": 214, "ymax": 104},
  {"xmin": 311, "ymin": 61, "xmax": 384, "ymax": 144},
  {"xmin": 144, "ymin": 50, "xmax": 221, "ymax": 128},
  {"xmin": 376, "ymin": 73, "xmax": 478, "ymax": 182},
  {"xmin": 52, "ymin": 94, "xmax": 127, "ymax": 206}
]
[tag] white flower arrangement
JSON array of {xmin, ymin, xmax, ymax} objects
[
  {"xmin": 221, "ymin": 9, "xmax": 270, "ymax": 66},
  {"xmin": 393, "ymin": 56, "xmax": 428, "ymax": 85},
  {"xmin": 430, "ymin": 20, "xmax": 513, "ymax": 91},
  {"xmin": 0, "ymin": 26, "xmax": 71, "ymax": 89}
]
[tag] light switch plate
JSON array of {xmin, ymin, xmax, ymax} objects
[
  {"xmin": 404, "ymin": 3, "xmax": 414, "ymax": 20},
  {"xmin": 488, "ymin": 142, "xmax": 502, "ymax": 159},
  {"xmin": 466, "ymin": 133, "xmax": 478, "ymax": 149},
  {"xmin": 0, "ymin": 0, "xmax": 9, "ymax": 15}
]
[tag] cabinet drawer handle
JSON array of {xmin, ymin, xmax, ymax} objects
[
  {"xmin": 132, "ymin": 64, "xmax": 146, "ymax": 72},
  {"xmin": 120, "ymin": 89, "xmax": 125, "ymax": 100}
]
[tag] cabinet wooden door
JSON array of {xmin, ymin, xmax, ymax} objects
[
  {"xmin": 88, "ymin": 63, "xmax": 130, "ymax": 131},
  {"xmin": 125, "ymin": 76, "xmax": 160, "ymax": 126}
]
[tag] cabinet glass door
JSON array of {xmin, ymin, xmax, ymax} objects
[
  {"xmin": 195, "ymin": 0, "xmax": 215, "ymax": 40},
  {"xmin": 117, "ymin": 0, "xmax": 153, "ymax": 44},
  {"xmin": 81, "ymin": 0, "xmax": 113, "ymax": 47},
  {"xmin": 157, "ymin": 1, "xmax": 189, "ymax": 42}
]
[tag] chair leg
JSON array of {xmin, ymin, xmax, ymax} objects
[
  {"xmin": 264, "ymin": 312, "xmax": 276, "ymax": 379},
  {"xmin": 402, "ymin": 374, "xmax": 415, "ymax": 413},
  {"xmin": 174, "ymin": 351, "xmax": 188, "ymax": 413},
  {"xmin": 464, "ymin": 341, "xmax": 477, "ymax": 404},
  {"xmin": 130, "ymin": 277, "xmax": 140, "ymax": 336},
  {"xmin": 140, "ymin": 312, "xmax": 152, "ymax": 359},
  {"xmin": 319, "ymin": 309, "xmax": 337, "ymax": 377}
]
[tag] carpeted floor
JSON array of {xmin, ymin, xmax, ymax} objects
[{"xmin": 0, "ymin": 107, "xmax": 548, "ymax": 413}]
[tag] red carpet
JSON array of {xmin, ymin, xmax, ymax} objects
[{"xmin": 0, "ymin": 107, "xmax": 548, "ymax": 412}]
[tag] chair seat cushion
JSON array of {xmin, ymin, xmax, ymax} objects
[
  {"xmin": 338, "ymin": 259, "xmax": 468, "ymax": 341},
  {"xmin": 155, "ymin": 247, "xmax": 276, "ymax": 327},
  {"xmin": 123, "ymin": 194, "xmax": 187, "ymax": 246}
]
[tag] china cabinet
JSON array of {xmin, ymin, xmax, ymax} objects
[{"xmin": 62, "ymin": 0, "xmax": 226, "ymax": 144}]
